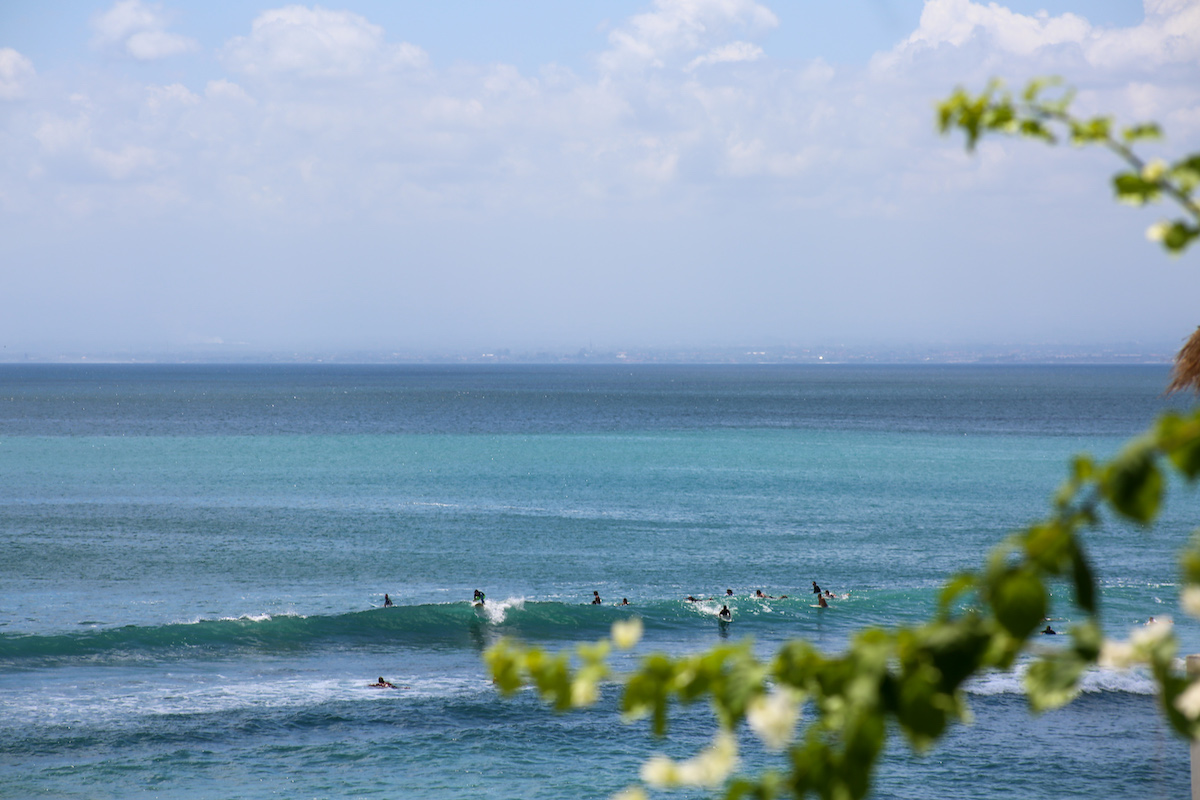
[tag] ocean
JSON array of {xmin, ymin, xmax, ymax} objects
[{"xmin": 0, "ymin": 363, "xmax": 1196, "ymax": 799}]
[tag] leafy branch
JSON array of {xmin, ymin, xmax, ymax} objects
[
  {"xmin": 482, "ymin": 80, "xmax": 1200, "ymax": 800},
  {"xmin": 936, "ymin": 77, "xmax": 1200, "ymax": 254},
  {"xmin": 486, "ymin": 408, "xmax": 1200, "ymax": 800},
  {"xmin": 937, "ymin": 77, "xmax": 1200, "ymax": 394}
]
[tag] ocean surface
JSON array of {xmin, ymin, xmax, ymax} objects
[{"xmin": 1, "ymin": 363, "xmax": 1197, "ymax": 799}]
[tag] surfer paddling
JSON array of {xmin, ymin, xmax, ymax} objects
[
  {"xmin": 718, "ymin": 605, "xmax": 732, "ymax": 622},
  {"xmin": 370, "ymin": 677, "xmax": 396, "ymax": 688}
]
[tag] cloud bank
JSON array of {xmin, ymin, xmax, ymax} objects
[{"xmin": 1, "ymin": 0, "xmax": 1198, "ymax": 354}]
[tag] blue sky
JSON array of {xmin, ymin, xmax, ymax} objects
[{"xmin": 0, "ymin": 0, "xmax": 1197, "ymax": 357}]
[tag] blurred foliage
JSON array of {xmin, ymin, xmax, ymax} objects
[
  {"xmin": 937, "ymin": 77, "xmax": 1200, "ymax": 255},
  {"xmin": 484, "ymin": 79, "xmax": 1200, "ymax": 800}
]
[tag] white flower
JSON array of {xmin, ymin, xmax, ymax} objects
[
  {"xmin": 1141, "ymin": 158, "xmax": 1167, "ymax": 182},
  {"xmin": 571, "ymin": 676, "xmax": 599, "ymax": 707},
  {"xmin": 747, "ymin": 688, "xmax": 802, "ymax": 751},
  {"xmin": 1098, "ymin": 639, "xmax": 1137, "ymax": 669},
  {"xmin": 1147, "ymin": 221, "xmax": 1170, "ymax": 242},
  {"xmin": 640, "ymin": 756, "xmax": 679, "ymax": 787},
  {"xmin": 612, "ymin": 617, "xmax": 643, "ymax": 650},
  {"xmin": 640, "ymin": 732, "xmax": 738, "ymax": 789},
  {"xmin": 1175, "ymin": 680, "xmax": 1200, "ymax": 721},
  {"xmin": 1181, "ymin": 587, "xmax": 1200, "ymax": 619},
  {"xmin": 1131, "ymin": 616, "xmax": 1173, "ymax": 651},
  {"xmin": 609, "ymin": 787, "xmax": 648, "ymax": 800}
]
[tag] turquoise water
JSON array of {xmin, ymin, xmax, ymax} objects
[{"xmin": 0, "ymin": 364, "xmax": 1196, "ymax": 799}]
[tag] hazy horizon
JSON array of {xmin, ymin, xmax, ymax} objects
[{"xmin": 2, "ymin": 0, "xmax": 1197, "ymax": 357}]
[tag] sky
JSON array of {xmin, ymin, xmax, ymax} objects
[{"xmin": 0, "ymin": 0, "xmax": 1198, "ymax": 359}]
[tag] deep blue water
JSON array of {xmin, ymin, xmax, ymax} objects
[{"xmin": 0, "ymin": 364, "xmax": 1196, "ymax": 799}]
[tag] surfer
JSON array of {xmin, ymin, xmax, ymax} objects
[
  {"xmin": 718, "ymin": 605, "xmax": 732, "ymax": 622},
  {"xmin": 383, "ymin": 594, "xmax": 393, "ymax": 607},
  {"xmin": 686, "ymin": 595, "xmax": 699, "ymax": 602},
  {"xmin": 726, "ymin": 589, "xmax": 734, "ymax": 596},
  {"xmin": 818, "ymin": 595, "xmax": 828, "ymax": 608},
  {"xmin": 1041, "ymin": 625, "xmax": 1057, "ymax": 635},
  {"xmin": 369, "ymin": 677, "xmax": 396, "ymax": 688},
  {"xmin": 618, "ymin": 598, "xmax": 629, "ymax": 606},
  {"xmin": 592, "ymin": 591, "xmax": 602, "ymax": 605},
  {"xmin": 812, "ymin": 582, "xmax": 821, "ymax": 595},
  {"xmin": 473, "ymin": 589, "xmax": 486, "ymax": 605}
]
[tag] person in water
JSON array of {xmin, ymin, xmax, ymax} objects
[
  {"xmin": 592, "ymin": 591, "xmax": 602, "ymax": 605},
  {"xmin": 812, "ymin": 582, "xmax": 821, "ymax": 595},
  {"xmin": 383, "ymin": 594, "xmax": 393, "ymax": 607},
  {"xmin": 1041, "ymin": 625, "xmax": 1057, "ymax": 635},
  {"xmin": 473, "ymin": 589, "xmax": 486, "ymax": 605},
  {"xmin": 817, "ymin": 594, "xmax": 828, "ymax": 608},
  {"xmin": 718, "ymin": 605, "xmax": 732, "ymax": 622},
  {"xmin": 726, "ymin": 589, "xmax": 734, "ymax": 596},
  {"xmin": 618, "ymin": 598, "xmax": 629, "ymax": 606},
  {"xmin": 370, "ymin": 677, "xmax": 396, "ymax": 688},
  {"xmin": 685, "ymin": 595, "xmax": 699, "ymax": 602}
]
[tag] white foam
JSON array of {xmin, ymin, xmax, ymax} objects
[
  {"xmin": 479, "ymin": 596, "xmax": 525, "ymax": 624},
  {"xmin": 965, "ymin": 663, "xmax": 1157, "ymax": 696}
]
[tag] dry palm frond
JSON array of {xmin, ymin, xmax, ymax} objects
[{"xmin": 1167, "ymin": 326, "xmax": 1200, "ymax": 394}]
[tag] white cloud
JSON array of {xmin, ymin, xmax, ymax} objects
[
  {"xmin": 10, "ymin": 2, "xmax": 1200, "ymax": 229},
  {"xmin": 876, "ymin": 0, "xmax": 1200, "ymax": 72},
  {"xmin": 92, "ymin": 0, "xmax": 199, "ymax": 60},
  {"xmin": 687, "ymin": 41, "xmax": 766, "ymax": 71},
  {"xmin": 223, "ymin": 5, "xmax": 428, "ymax": 79},
  {"xmin": 4, "ymin": 1, "xmax": 1200, "ymax": 354},
  {"xmin": 0, "ymin": 48, "xmax": 36, "ymax": 100},
  {"xmin": 599, "ymin": 0, "xmax": 778, "ymax": 73}
]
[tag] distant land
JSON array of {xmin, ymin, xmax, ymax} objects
[{"xmin": 0, "ymin": 343, "xmax": 1179, "ymax": 365}]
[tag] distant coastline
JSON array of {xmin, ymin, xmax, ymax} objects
[{"xmin": 0, "ymin": 343, "xmax": 1177, "ymax": 366}]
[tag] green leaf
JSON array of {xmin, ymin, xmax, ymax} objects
[
  {"xmin": 937, "ymin": 572, "xmax": 977, "ymax": 614},
  {"xmin": 1162, "ymin": 221, "xmax": 1200, "ymax": 253},
  {"xmin": 1071, "ymin": 547, "xmax": 1096, "ymax": 614},
  {"xmin": 1071, "ymin": 620, "xmax": 1103, "ymax": 662},
  {"xmin": 1113, "ymin": 172, "xmax": 1161, "ymax": 206},
  {"xmin": 990, "ymin": 569, "xmax": 1047, "ymax": 640},
  {"xmin": 1122, "ymin": 123, "xmax": 1163, "ymax": 143},
  {"xmin": 1025, "ymin": 654, "xmax": 1084, "ymax": 712},
  {"xmin": 1021, "ymin": 76, "xmax": 1061, "ymax": 103},
  {"xmin": 1101, "ymin": 450, "xmax": 1164, "ymax": 524},
  {"xmin": 1179, "ymin": 534, "xmax": 1200, "ymax": 586},
  {"xmin": 1158, "ymin": 412, "xmax": 1200, "ymax": 480}
]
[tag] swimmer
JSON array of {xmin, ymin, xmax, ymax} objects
[
  {"xmin": 473, "ymin": 589, "xmax": 486, "ymax": 605},
  {"xmin": 592, "ymin": 591, "xmax": 602, "ymax": 605},
  {"xmin": 718, "ymin": 605, "xmax": 732, "ymax": 622},
  {"xmin": 383, "ymin": 593, "xmax": 393, "ymax": 607},
  {"xmin": 1041, "ymin": 626, "xmax": 1057, "ymax": 635},
  {"xmin": 618, "ymin": 598, "xmax": 629, "ymax": 606},
  {"xmin": 370, "ymin": 677, "xmax": 396, "ymax": 688},
  {"xmin": 817, "ymin": 595, "xmax": 828, "ymax": 608}
]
